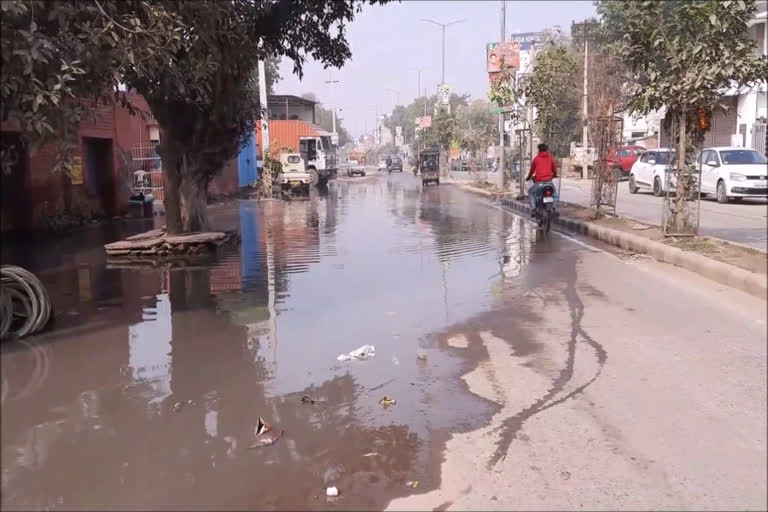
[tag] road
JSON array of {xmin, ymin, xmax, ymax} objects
[
  {"xmin": 1, "ymin": 173, "xmax": 765, "ymax": 511},
  {"xmin": 556, "ymin": 177, "xmax": 768, "ymax": 250}
]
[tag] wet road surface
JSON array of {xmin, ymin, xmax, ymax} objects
[{"xmin": 2, "ymin": 173, "xmax": 766, "ymax": 510}]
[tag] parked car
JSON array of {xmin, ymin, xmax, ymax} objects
[
  {"xmin": 607, "ymin": 145, "xmax": 645, "ymax": 178},
  {"xmin": 628, "ymin": 149, "xmax": 677, "ymax": 196},
  {"xmin": 390, "ymin": 155, "xmax": 403, "ymax": 172},
  {"xmin": 697, "ymin": 147, "xmax": 768, "ymax": 203}
]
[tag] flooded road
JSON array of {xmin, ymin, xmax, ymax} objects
[
  {"xmin": 1, "ymin": 174, "xmax": 543, "ymax": 510},
  {"xmin": 2, "ymin": 173, "xmax": 766, "ymax": 511}
]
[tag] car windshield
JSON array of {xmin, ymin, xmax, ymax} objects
[
  {"xmin": 287, "ymin": 155, "xmax": 300, "ymax": 163},
  {"xmin": 719, "ymin": 150, "xmax": 767, "ymax": 165}
]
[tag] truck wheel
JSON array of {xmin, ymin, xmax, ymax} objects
[{"xmin": 309, "ymin": 168, "xmax": 319, "ymax": 185}]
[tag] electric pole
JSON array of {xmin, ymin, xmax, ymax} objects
[
  {"xmin": 582, "ymin": 32, "xmax": 589, "ymax": 179},
  {"xmin": 258, "ymin": 59, "xmax": 271, "ymax": 195},
  {"xmin": 498, "ymin": 0, "xmax": 506, "ymax": 191},
  {"xmin": 324, "ymin": 75, "xmax": 339, "ymax": 136}
]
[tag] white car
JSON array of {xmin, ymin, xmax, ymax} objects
[
  {"xmin": 697, "ymin": 147, "xmax": 768, "ymax": 203},
  {"xmin": 378, "ymin": 159, "xmax": 388, "ymax": 171},
  {"xmin": 628, "ymin": 148, "xmax": 679, "ymax": 196},
  {"xmin": 346, "ymin": 159, "xmax": 366, "ymax": 177}
]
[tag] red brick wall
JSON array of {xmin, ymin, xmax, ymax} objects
[{"xmin": 1, "ymin": 95, "xmax": 155, "ymax": 233}]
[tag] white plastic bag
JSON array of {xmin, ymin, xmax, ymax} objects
[{"xmin": 337, "ymin": 344, "xmax": 376, "ymax": 361}]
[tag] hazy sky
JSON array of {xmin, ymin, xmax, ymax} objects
[{"xmin": 277, "ymin": 0, "xmax": 597, "ymax": 137}]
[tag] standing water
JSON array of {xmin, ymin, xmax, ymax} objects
[{"xmin": 2, "ymin": 175, "xmax": 558, "ymax": 510}]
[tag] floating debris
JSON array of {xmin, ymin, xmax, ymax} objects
[
  {"xmin": 379, "ymin": 396, "xmax": 396, "ymax": 407},
  {"xmin": 300, "ymin": 395, "xmax": 316, "ymax": 404},
  {"xmin": 406, "ymin": 480, "xmax": 419, "ymax": 488},
  {"xmin": 337, "ymin": 344, "xmax": 376, "ymax": 362},
  {"xmin": 326, "ymin": 486, "xmax": 339, "ymax": 497}
]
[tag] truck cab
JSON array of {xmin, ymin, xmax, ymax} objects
[{"xmin": 299, "ymin": 135, "xmax": 337, "ymax": 186}]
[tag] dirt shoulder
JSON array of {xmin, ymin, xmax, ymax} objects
[{"xmin": 558, "ymin": 202, "xmax": 767, "ymax": 275}]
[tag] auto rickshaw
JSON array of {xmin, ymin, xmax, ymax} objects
[{"xmin": 419, "ymin": 148, "xmax": 440, "ymax": 186}]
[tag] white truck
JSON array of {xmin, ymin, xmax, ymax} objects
[
  {"xmin": 299, "ymin": 135, "xmax": 338, "ymax": 186},
  {"xmin": 569, "ymin": 142, "xmax": 598, "ymax": 177}
]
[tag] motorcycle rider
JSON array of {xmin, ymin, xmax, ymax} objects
[
  {"xmin": 525, "ymin": 143, "xmax": 558, "ymax": 217},
  {"xmin": 386, "ymin": 155, "xmax": 392, "ymax": 173}
]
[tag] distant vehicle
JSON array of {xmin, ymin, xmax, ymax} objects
[
  {"xmin": 299, "ymin": 135, "xmax": 337, "ymax": 186},
  {"xmin": 347, "ymin": 159, "xmax": 366, "ymax": 177},
  {"xmin": 569, "ymin": 142, "xmax": 598, "ymax": 177},
  {"xmin": 629, "ymin": 148, "xmax": 695, "ymax": 196},
  {"xmin": 607, "ymin": 145, "xmax": 645, "ymax": 178},
  {"xmin": 278, "ymin": 153, "xmax": 310, "ymax": 194},
  {"xmin": 378, "ymin": 158, "xmax": 388, "ymax": 171},
  {"xmin": 697, "ymin": 147, "xmax": 767, "ymax": 203},
  {"xmin": 419, "ymin": 148, "xmax": 440, "ymax": 186},
  {"xmin": 390, "ymin": 155, "xmax": 403, "ymax": 172}
]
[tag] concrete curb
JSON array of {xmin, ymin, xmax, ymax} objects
[{"xmin": 455, "ymin": 184, "xmax": 767, "ymax": 300}]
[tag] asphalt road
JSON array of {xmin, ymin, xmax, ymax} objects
[
  {"xmin": 557, "ymin": 177, "xmax": 768, "ymax": 250},
  {"xmin": 2, "ymin": 173, "xmax": 765, "ymax": 511}
]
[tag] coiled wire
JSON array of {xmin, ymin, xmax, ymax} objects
[{"xmin": 0, "ymin": 265, "xmax": 51, "ymax": 340}]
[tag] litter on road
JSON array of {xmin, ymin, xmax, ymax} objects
[
  {"xmin": 337, "ymin": 344, "xmax": 376, "ymax": 361},
  {"xmin": 379, "ymin": 396, "xmax": 396, "ymax": 407},
  {"xmin": 326, "ymin": 486, "xmax": 339, "ymax": 497},
  {"xmin": 250, "ymin": 416, "xmax": 283, "ymax": 448}
]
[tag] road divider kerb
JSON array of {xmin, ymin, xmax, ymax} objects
[{"xmin": 455, "ymin": 184, "xmax": 767, "ymax": 300}]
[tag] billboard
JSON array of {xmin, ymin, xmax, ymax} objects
[
  {"xmin": 487, "ymin": 41, "xmax": 521, "ymax": 73},
  {"xmin": 415, "ymin": 116, "xmax": 432, "ymax": 129}
]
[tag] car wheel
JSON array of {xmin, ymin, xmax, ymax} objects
[
  {"xmin": 653, "ymin": 176, "xmax": 663, "ymax": 197},
  {"xmin": 716, "ymin": 180, "xmax": 729, "ymax": 204},
  {"xmin": 422, "ymin": 180, "xmax": 426, "ymax": 186},
  {"xmin": 629, "ymin": 174, "xmax": 638, "ymax": 194},
  {"xmin": 614, "ymin": 167, "xmax": 624, "ymax": 181}
]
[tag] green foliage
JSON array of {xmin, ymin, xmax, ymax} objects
[
  {"xmin": 597, "ymin": 0, "xmax": 768, "ymax": 117},
  {"xmin": 524, "ymin": 44, "xmax": 582, "ymax": 155},
  {"xmin": 455, "ymin": 100, "xmax": 498, "ymax": 157},
  {"xmin": 0, "ymin": 0, "xmax": 185, "ymax": 175},
  {"xmin": 420, "ymin": 106, "xmax": 456, "ymax": 150}
]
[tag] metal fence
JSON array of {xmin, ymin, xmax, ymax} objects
[
  {"xmin": 131, "ymin": 144, "xmax": 164, "ymax": 202},
  {"xmin": 589, "ymin": 115, "xmax": 622, "ymax": 215}
]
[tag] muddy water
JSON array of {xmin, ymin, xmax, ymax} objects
[{"xmin": 1, "ymin": 174, "xmax": 569, "ymax": 510}]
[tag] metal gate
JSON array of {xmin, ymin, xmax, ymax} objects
[
  {"xmin": 131, "ymin": 144, "xmax": 164, "ymax": 201},
  {"xmin": 753, "ymin": 123, "xmax": 767, "ymax": 156},
  {"xmin": 590, "ymin": 115, "xmax": 623, "ymax": 215}
]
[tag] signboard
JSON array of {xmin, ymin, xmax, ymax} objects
[
  {"xmin": 486, "ymin": 41, "xmax": 521, "ymax": 73},
  {"xmin": 415, "ymin": 116, "xmax": 432, "ymax": 129},
  {"xmin": 395, "ymin": 126, "xmax": 402, "ymax": 137},
  {"xmin": 438, "ymin": 84, "xmax": 451, "ymax": 106},
  {"xmin": 70, "ymin": 156, "xmax": 83, "ymax": 185}
]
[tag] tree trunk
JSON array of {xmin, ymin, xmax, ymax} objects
[
  {"xmin": 675, "ymin": 111, "xmax": 687, "ymax": 233},
  {"xmin": 262, "ymin": 156, "xmax": 272, "ymax": 198},
  {"xmin": 159, "ymin": 136, "xmax": 183, "ymax": 234},
  {"xmin": 180, "ymin": 165, "xmax": 209, "ymax": 232}
]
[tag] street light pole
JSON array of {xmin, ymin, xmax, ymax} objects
[
  {"xmin": 421, "ymin": 18, "xmax": 466, "ymax": 86},
  {"xmin": 324, "ymin": 75, "xmax": 340, "ymax": 135}
]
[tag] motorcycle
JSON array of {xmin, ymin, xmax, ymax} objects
[{"xmin": 531, "ymin": 182, "xmax": 557, "ymax": 233}]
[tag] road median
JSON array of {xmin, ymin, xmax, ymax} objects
[{"xmin": 455, "ymin": 183, "xmax": 767, "ymax": 300}]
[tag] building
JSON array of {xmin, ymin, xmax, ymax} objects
[
  {"xmin": 254, "ymin": 94, "xmax": 334, "ymax": 157},
  {"xmin": 1, "ymin": 93, "xmax": 157, "ymax": 233}
]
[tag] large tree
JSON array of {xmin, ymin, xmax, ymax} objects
[
  {"xmin": 1, "ymin": 0, "xmax": 184, "ymax": 175},
  {"xmin": 2, "ymin": 0, "xmax": 389, "ymax": 233},
  {"xmin": 523, "ymin": 43, "xmax": 582, "ymax": 157},
  {"xmin": 598, "ymin": 0, "xmax": 768, "ymax": 232}
]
